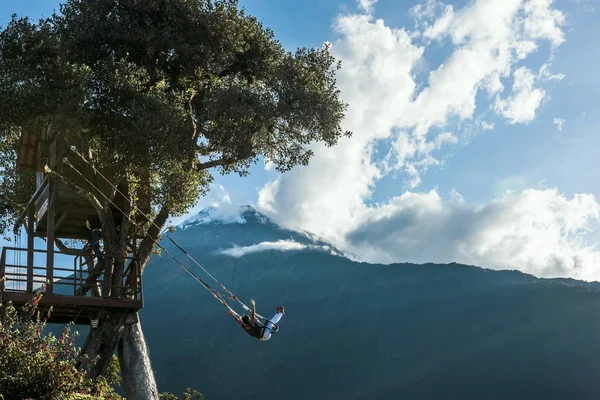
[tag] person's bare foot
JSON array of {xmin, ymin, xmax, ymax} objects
[{"xmin": 277, "ymin": 305, "xmax": 285, "ymax": 314}]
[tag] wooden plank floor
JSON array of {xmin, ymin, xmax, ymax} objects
[{"xmin": 1, "ymin": 291, "xmax": 142, "ymax": 325}]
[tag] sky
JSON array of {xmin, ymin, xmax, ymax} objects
[{"xmin": 1, "ymin": 0, "xmax": 600, "ymax": 281}]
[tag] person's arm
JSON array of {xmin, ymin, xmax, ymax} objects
[{"xmin": 228, "ymin": 309, "xmax": 244, "ymax": 326}]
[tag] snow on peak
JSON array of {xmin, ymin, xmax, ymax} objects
[{"xmin": 179, "ymin": 204, "xmax": 258, "ymax": 228}]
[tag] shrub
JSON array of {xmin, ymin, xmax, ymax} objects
[
  {"xmin": 0, "ymin": 287, "xmax": 122, "ymax": 399},
  {"xmin": 0, "ymin": 286, "xmax": 204, "ymax": 399}
]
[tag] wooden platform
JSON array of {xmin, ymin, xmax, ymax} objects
[
  {"xmin": 1, "ymin": 247, "xmax": 143, "ymax": 326},
  {"xmin": 1, "ymin": 291, "xmax": 142, "ymax": 325}
]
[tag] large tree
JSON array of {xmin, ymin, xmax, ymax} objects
[{"xmin": 0, "ymin": 0, "xmax": 350, "ymax": 398}]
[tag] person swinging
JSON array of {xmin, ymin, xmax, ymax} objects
[{"xmin": 228, "ymin": 299, "xmax": 285, "ymax": 341}]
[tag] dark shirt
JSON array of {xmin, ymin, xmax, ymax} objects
[{"xmin": 245, "ymin": 322, "xmax": 264, "ymax": 339}]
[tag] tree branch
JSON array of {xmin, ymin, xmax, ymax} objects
[
  {"xmin": 54, "ymin": 238, "xmax": 91, "ymax": 255},
  {"xmin": 68, "ymin": 149, "xmax": 114, "ymax": 209},
  {"xmin": 195, "ymin": 157, "xmax": 236, "ymax": 171},
  {"xmin": 55, "ymin": 238, "xmax": 103, "ymax": 297},
  {"xmin": 190, "ymin": 81, "xmax": 211, "ymax": 145},
  {"xmin": 189, "ymin": 92, "xmax": 199, "ymax": 143},
  {"xmin": 134, "ymin": 205, "xmax": 170, "ymax": 274},
  {"xmin": 75, "ymin": 259, "xmax": 106, "ymax": 297}
]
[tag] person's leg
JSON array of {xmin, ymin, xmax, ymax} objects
[
  {"xmin": 260, "ymin": 311, "xmax": 284, "ymax": 341},
  {"xmin": 249, "ymin": 298, "xmax": 257, "ymax": 327},
  {"xmin": 267, "ymin": 311, "xmax": 283, "ymax": 327},
  {"xmin": 91, "ymin": 228, "xmax": 103, "ymax": 263}
]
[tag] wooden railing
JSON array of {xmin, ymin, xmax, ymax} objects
[{"xmin": 0, "ymin": 246, "xmax": 143, "ymax": 303}]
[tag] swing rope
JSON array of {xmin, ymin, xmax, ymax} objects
[
  {"xmin": 62, "ymin": 157, "xmax": 241, "ymax": 316},
  {"xmin": 62, "ymin": 152, "xmax": 266, "ymax": 321}
]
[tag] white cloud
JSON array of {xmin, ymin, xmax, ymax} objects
[
  {"xmin": 571, "ymin": 0, "xmax": 597, "ymax": 13},
  {"xmin": 481, "ymin": 121, "xmax": 495, "ymax": 131},
  {"xmin": 264, "ymin": 160, "xmax": 275, "ymax": 171},
  {"xmin": 169, "ymin": 184, "xmax": 232, "ymax": 227},
  {"xmin": 492, "ymin": 175, "xmax": 528, "ymax": 196},
  {"xmin": 410, "ymin": 0, "xmax": 447, "ymax": 24},
  {"xmin": 259, "ymin": 13, "xmax": 424, "ymax": 240},
  {"xmin": 494, "ymin": 67, "xmax": 545, "ymax": 124},
  {"xmin": 217, "ymin": 239, "xmax": 326, "ymax": 258},
  {"xmin": 257, "ymin": 0, "xmax": 571, "ymax": 278},
  {"xmin": 449, "ymin": 188, "xmax": 465, "ymax": 204},
  {"xmin": 539, "ymin": 63, "xmax": 566, "ymax": 81},
  {"xmin": 523, "ymin": 0, "xmax": 566, "ymax": 46},
  {"xmin": 357, "ymin": 0, "xmax": 378, "ymax": 14},
  {"xmin": 346, "ymin": 188, "xmax": 600, "ymax": 281},
  {"xmin": 385, "ymin": 130, "xmax": 458, "ymax": 188},
  {"xmin": 553, "ymin": 117, "xmax": 565, "ymax": 131}
]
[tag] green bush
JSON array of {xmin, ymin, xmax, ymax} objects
[
  {"xmin": 159, "ymin": 388, "xmax": 204, "ymax": 400},
  {"xmin": 0, "ymin": 287, "xmax": 204, "ymax": 399},
  {"xmin": 0, "ymin": 287, "xmax": 122, "ymax": 399}
]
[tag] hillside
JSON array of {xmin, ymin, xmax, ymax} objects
[{"xmin": 125, "ymin": 205, "xmax": 600, "ymax": 400}]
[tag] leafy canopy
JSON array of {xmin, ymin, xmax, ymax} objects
[{"xmin": 0, "ymin": 0, "xmax": 350, "ymax": 235}]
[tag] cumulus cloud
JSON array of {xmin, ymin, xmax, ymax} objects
[
  {"xmin": 257, "ymin": 0, "xmax": 576, "ymax": 279},
  {"xmin": 494, "ymin": 67, "xmax": 546, "ymax": 124},
  {"xmin": 259, "ymin": 12, "xmax": 424, "ymax": 240},
  {"xmin": 216, "ymin": 239, "xmax": 328, "ymax": 258},
  {"xmin": 539, "ymin": 63, "xmax": 566, "ymax": 82},
  {"xmin": 346, "ymin": 188, "xmax": 600, "ymax": 281},
  {"xmin": 357, "ymin": 0, "xmax": 378, "ymax": 14},
  {"xmin": 553, "ymin": 117, "xmax": 565, "ymax": 131}
]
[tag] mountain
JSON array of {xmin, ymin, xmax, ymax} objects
[
  {"xmin": 47, "ymin": 205, "xmax": 600, "ymax": 399},
  {"xmin": 129, "ymin": 205, "xmax": 600, "ymax": 400},
  {"xmin": 172, "ymin": 204, "xmax": 345, "ymax": 256}
]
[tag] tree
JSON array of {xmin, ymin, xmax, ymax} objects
[{"xmin": 0, "ymin": 0, "xmax": 350, "ymax": 397}]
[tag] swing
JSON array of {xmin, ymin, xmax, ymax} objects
[{"xmin": 62, "ymin": 150, "xmax": 277, "ymax": 329}]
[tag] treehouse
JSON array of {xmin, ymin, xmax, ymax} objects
[{"xmin": 0, "ymin": 130, "xmax": 148, "ymax": 325}]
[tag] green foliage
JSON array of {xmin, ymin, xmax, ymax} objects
[
  {"xmin": 0, "ymin": 0, "xmax": 351, "ymax": 232},
  {"xmin": 160, "ymin": 388, "xmax": 204, "ymax": 400},
  {"xmin": 0, "ymin": 289, "xmax": 123, "ymax": 399},
  {"xmin": 0, "ymin": 127, "xmax": 35, "ymax": 238}
]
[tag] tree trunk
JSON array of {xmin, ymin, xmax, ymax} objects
[
  {"xmin": 118, "ymin": 312, "xmax": 159, "ymax": 400},
  {"xmin": 77, "ymin": 205, "xmax": 168, "ymax": 398},
  {"xmin": 78, "ymin": 311, "xmax": 126, "ymax": 378},
  {"xmin": 78, "ymin": 311, "xmax": 159, "ymax": 400}
]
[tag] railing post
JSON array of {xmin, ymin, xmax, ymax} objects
[
  {"xmin": 79, "ymin": 256, "xmax": 83, "ymax": 294},
  {"xmin": 45, "ymin": 181, "xmax": 55, "ymax": 296},
  {"xmin": 27, "ymin": 206, "xmax": 34, "ymax": 293},
  {"xmin": 0, "ymin": 248, "xmax": 6, "ymax": 298},
  {"xmin": 73, "ymin": 256, "xmax": 77, "ymax": 296},
  {"xmin": 138, "ymin": 260, "xmax": 143, "ymax": 305}
]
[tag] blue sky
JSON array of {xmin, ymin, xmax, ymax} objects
[{"xmin": 2, "ymin": 0, "xmax": 600, "ymax": 280}]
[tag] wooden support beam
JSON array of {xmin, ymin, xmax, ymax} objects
[
  {"xmin": 14, "ymin": 177, "xmax": 48, "ymax": 229},
  {"xmin": 34, "ymin": 231, "xmax": 91, "ymax": 240},
  {"xmin": 26, "ymin": 206, "xmax": 34, "ymax": 293},
  {"xmin": 55, "ymin": 210, "xmax": 71, "ymax": 232}
]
